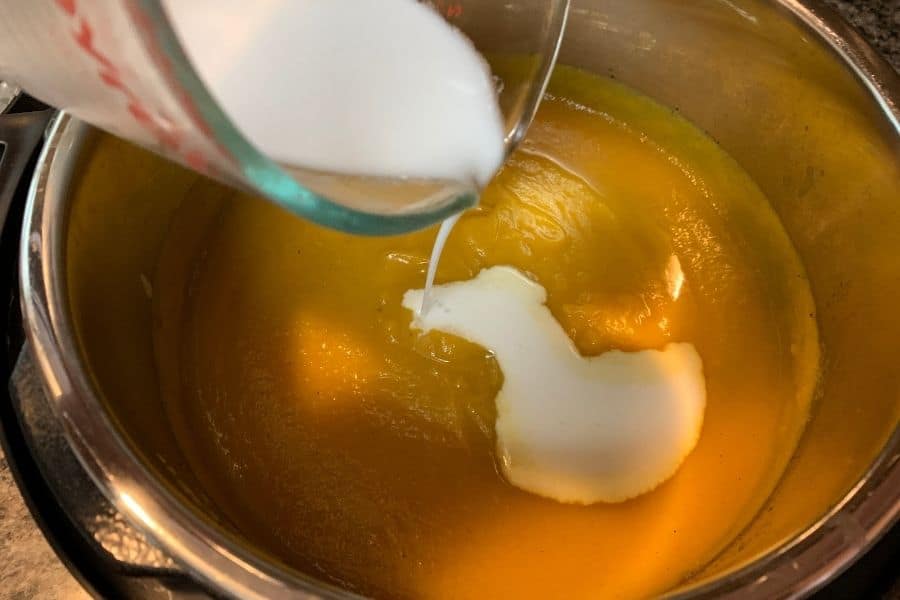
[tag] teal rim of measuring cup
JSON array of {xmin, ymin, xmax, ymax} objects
[{"xmin": 132, "ymin": 0, "xmax": 477, "ymax": 236}]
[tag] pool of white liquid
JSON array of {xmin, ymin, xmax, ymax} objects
[{"xmin": 404, "ymin": 266, "xmax": 707, "ymax": 504}]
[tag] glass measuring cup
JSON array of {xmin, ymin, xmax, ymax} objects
[{"xmin": 0, "ymin": 0, "xmax": 569, "ymax": 234}]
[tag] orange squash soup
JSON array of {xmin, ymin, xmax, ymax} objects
[{"xmin": 153, "ymin": 66, "xmax": 819, "ymax": 598}]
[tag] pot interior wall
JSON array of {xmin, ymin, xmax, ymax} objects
[
  {"xmin": 60, "ymin": 0, "xmax": 899, "ymax": 593},
  {"xmin": 62, "ymin": 133, "xmax": 246, "ymax": 534},
  {"xmin": 561, "ymin": 1, "xmax": 900, "ymax": 584}
]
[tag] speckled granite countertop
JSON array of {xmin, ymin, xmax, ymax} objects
[
  {"xmin": 825, "ymin": 0, "xmax": 899, "ymax": 66},
  {"xmin": 0, "ymin": 2, "xmax": 897, "ymax": 599}
]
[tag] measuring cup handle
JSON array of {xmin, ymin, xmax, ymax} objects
[{"xmin": 0, "ymin": 107, "xmax": 55, "ymax": 227}]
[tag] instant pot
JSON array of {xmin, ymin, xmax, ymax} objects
[{"xmin": 0, "ymin": 1, "xmax": 898, "ymax": 598}]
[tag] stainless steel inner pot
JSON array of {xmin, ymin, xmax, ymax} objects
[{"xmin": 19, "ymin": 1, "xmax": 900, "ymax": 598}]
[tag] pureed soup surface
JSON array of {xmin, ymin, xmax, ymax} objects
[{"xmin": 154, "ymin": 67, "xmax": 819, "ymax": 598}]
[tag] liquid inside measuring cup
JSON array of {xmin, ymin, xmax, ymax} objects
[{"xmin": 162, "ymin": 0, "xmax": 507, "ymax": 212}]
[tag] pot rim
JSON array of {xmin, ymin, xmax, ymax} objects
[
  {"xmin": 19, "ymin": 2, "xmax": 900, "ymax": 598},
  {"xmin": 0, "ymin": 82, "xmax": 20, "ymax": 115}
]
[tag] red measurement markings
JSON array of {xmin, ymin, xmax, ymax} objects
[
  {"xmin": 122, "ymin": 0, "xmax": 236, "ymax": 176},
  {"xmin": 54, "ymin": 0, "xmax": 205, "ymax": 170},
  {"xmin": 430, "ymin": 1, "xmax": 464, "ymax": 18},
  {"xmin": 122, "ymin": 2, "xmax": 220, "ymax": 150},
  {"xmin": 56, "ymin": 0, "xmax": 75, "ymax": 15}
]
